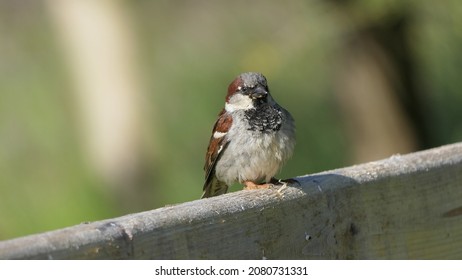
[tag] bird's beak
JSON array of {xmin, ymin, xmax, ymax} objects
[{"xmin": 249, "ymin": 86, "xmax": 268, "ymax": 99}]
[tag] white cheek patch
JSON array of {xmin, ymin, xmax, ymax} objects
[
  {"xmin": 225, "ymin": 94, "xmax": 254, "ymax": 112},
  {"xmin": 213, "ymin": 131, "xmax": 227, "ymax": 138}
]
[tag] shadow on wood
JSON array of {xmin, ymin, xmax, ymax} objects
[{"xmin": 1, "ymin": 143, "xmax": 462, "ymax": 259}]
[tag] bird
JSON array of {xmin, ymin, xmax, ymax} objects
[{"xmin": 201, "ymin": 72, "xmax": 296, "ymax": 198}]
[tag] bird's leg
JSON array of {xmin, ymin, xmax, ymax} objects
[{"xmin": 243, "ymin": 181, "xmax": 272, "ymax": 190}]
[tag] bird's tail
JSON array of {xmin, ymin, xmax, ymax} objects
[{"xmin": 201, "ymin": 177, "xmax": 228, "ymax": 198}]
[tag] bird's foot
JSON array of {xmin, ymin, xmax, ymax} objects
[
  {"xmin": 268, "ymin": 177, "xmax": 301, "ymax": 197},
  {"xmin": 242, "ymin": 178, "xmax": 300, "ymax": 196},
  {"xmin": 243, "ymin": 181, "xmax": 273, "ymax": 190}
]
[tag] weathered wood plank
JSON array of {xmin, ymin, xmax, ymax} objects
[{"xmin": 1, "ymin": 143, "xmax": 462, "ymax": 259}]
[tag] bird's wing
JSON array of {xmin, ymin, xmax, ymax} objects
[{"xmin": 203, "ymin": 109, "xmax": 233, "ymax": 196}]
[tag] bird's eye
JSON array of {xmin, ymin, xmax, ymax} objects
[{"xmin": 238, "ymin": 86, "xmax": 247, "ymax": 92}]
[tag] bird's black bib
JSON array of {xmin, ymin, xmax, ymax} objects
[{"xmin": 244, "ymin": 104, "xmax": 283, "ymax": 132}]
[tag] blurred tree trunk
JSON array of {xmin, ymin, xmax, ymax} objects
[
  {"xmin": 332, "ymin": 3, "xmax": 431, "ymax": 163},
  {"xmin": 46, "ymin": 0, "xmax": 158, "ymax": 212}
]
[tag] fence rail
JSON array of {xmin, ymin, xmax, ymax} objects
[{"xmin": 1, "ymin": 143, "xmax": 462, "ymax": 259}]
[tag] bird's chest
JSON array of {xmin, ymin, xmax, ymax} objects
[
  {"xmin": 227, "ymin": 107, "xmax": 284, "ymax": 150},
  {"xmin": 215, "ymin": 108, "xmax": 291, "ymax": 184},
  {"xmin": 243, "ymin": 106, "xmax": 283, "ymax": 132},
  {"xmin": 222, "ymin": 109, "xmax": 286, "ymax": 167}
]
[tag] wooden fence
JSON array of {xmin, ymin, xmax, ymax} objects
[{"xmin": 1, "ymin": 143, "xmax": 462, "ymax": 259}]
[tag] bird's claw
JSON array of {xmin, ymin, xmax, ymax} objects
[{"xmin": 270, "ymin": 182, "xmax": 288, "ymax": 194}]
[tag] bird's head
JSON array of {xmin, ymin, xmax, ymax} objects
[{"xmin": 225, "ymin": 72, "xmax": 273, "ymax": 112}]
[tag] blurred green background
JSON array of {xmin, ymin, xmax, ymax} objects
[{"xmin": 0, "ymin": 0, "xmax": 461, "ymax": 240}]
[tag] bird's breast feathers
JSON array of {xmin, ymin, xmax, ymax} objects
[{"xmin": 214, "ymin": 109, "xmax": 295, "ymax": 185}]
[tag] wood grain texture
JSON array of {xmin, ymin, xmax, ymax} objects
[{"xmin": 1, "ymin": 143, "xmax": 462, "ymax": 259}]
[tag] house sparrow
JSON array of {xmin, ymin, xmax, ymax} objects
[{"xmin": 202, "ymin": 72, "xmax": 295, "ymax": 198}]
